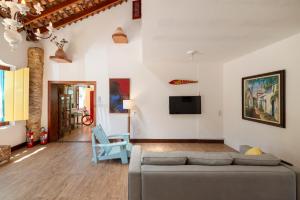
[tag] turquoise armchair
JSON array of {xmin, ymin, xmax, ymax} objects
[{"xmin": 92, "ymin": 124, "xmax": 132, "ymax": 164}]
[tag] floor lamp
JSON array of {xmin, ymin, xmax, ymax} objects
[{"xmin": 123, "ymin": 100, "xmax": 134, "ymax": 133}]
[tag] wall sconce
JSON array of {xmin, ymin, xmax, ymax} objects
[{"xmin": 112, "ymin": 27, "xmax": 128, "ymax": 44}]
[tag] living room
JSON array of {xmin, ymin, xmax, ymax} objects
[{"xmin": 0, "ymin": 0, "xmax": 299, "ymax": 200}]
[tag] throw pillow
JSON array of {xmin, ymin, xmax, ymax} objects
[{"xmin": 245, "ymin": 147, "xmax": 263, "ymax": 155}]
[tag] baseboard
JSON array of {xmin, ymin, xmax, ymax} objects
[
  {"xmin": 11, "ymin": 140, "xmax": 40, "ymax": 152},
  {"xmin": 130, "ymin": 139, "xmax": 224, "ymax": 144},
  {"xmin": 57, "ymin": 141, "xmax": 91, "ymax": 143},
  {"xmin": 11, "ymin": 142, "xmax": 27, "ymax": 151}
]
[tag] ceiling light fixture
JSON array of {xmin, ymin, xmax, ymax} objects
[
  {"xmin": 0, "ymin": 0, "xmax": 44, "ymax": 50},
  {"xmin": 186, "ymin": 50, "xmax": 198, "ymax": 61},
  {"xmin": 112, "ymin": 27, "xmax": 128, "ymax": 43},
  {"xmin": 34, "ymin": 22, "xmax": 54, "ymax": 40}
]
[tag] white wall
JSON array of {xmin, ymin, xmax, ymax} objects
[
  {"xmin": 223, "ymin": 33, "xmax": 300, "ymax": 166},
  {"xmin": 41, "ymin": 1, "xmax": 223, "ymax": 139},
  {"xmin": 0, "ymin": 26, "xmax": 40, "ymax": 146}
]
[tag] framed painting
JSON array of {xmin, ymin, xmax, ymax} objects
[
  {"xmin": 242, "ymin": 70, "xmax": 285, "ymax": 128},
  {"xmin": 109, "ymin": 78, "xmax": 130, "ymax": 113}
]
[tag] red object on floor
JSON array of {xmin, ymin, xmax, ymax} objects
[
  {"xmin": 90, "ymin": 90, "xmax": 95, "ymax": 121},
  {"xmin": 169, "ymin": 80, "xmax": 198, "ymax": 85},
  {"xmin": 26, "ymin": 129, "xmax": 34, "ymax": 148},
  {"xmin": 40, "ymin": 127, "xmax": 48, "ymax": 145}
]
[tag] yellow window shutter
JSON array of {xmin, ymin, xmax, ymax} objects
[
  {"xmin": 23, "ymin": 68, "xmax": 29, "ymax": 120},
  {"xmin": 4, "ymin": 68, "xmax": 30, "ymax": 122},
  {"xmin": 14, "ymin": 68, "xmax": 24, "ymax": 121},
  {"xmin": 4, "ymin": 71, "xmax": 15, "ymax": 121}
]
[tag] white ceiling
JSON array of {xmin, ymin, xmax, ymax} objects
[{"xmin": 142, "ymin": 0, "xmax": 300, "ymax": 63}]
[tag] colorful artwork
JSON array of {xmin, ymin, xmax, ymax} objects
[
  {"xmin": 242, "ymin": 70, "xmax": 285, "ymax": 128},
  {"xmin": 109, "ymin": 78, "xmax": 130, "ymax": 113},
  {"xmin": 169, "ymin": 80, "xmax": 198, "ymax": 85}
]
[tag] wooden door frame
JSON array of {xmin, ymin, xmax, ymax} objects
[{"xmin": 48, "ymin": 80, "xmax": 97, "ymax": 142}]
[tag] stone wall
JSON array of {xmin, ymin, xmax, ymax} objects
[{"xmin": 27, "ymin": 47, "xmax": 44, "ymax": 140}]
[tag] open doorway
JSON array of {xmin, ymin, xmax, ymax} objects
[{"xmin": 48, "ymin": 81, "xmax": 96, "ymax": 142}]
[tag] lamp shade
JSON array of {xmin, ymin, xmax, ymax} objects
[
  {"xmin": 123, "ymin": 100, "xmax": 134, "ymax": 110},
  {"xmin": 112, "ymin": 27, "xmax": 128, "ymax": 43}
]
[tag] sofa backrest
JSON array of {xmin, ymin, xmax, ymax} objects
[
  {"xmin": 140, "ymin": 164, "xmax": 297, "ymax": 200},
  {"xmin": 141, "ymin": 151, "xmax": 281, "ymax": 167}
]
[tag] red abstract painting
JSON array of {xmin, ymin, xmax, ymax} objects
[{"xmin": 109, "ymin": 78, "xmax": 130, "ymax": 113}]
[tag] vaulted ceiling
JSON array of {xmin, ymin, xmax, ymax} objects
[{"xmin": 142, "ymin": 0, "xmax": 300, "ymax": 63}]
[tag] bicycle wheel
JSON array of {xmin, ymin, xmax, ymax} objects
[{"xmin": 82, "ymin": 115, "xmax": 94, "ymax": 126}]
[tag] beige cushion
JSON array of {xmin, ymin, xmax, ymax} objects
[
  {"xmin": 230, "ymin": 153, "xmax": 281, "ymax": 166},
  {"xmin": 187, "ymin": 153, "xmax": 233, "ymax": 166}
]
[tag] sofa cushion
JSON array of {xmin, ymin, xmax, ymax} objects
[
  {"xmin": 230, "ymin": 153, "xmax": 281, "ymax": 166},
  {"xmin": 187, "ymin": 153, "xmax": 233, "ymax": 166},
  {"xmin": 142, "ymin": 152, "xmax": 187, "ymax": 165}
]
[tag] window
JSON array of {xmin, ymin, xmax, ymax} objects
[
  {"xmin": 0, "ymin": 66, "xmax": 29, "ymax": 124},
  {"xmin": 0, "ymin": 65, "xmax": 10, "ymax": 126}
]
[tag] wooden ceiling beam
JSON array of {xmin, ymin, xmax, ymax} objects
[
  {"xmin": 39, "ymin": 0, "xmax": 126, "ymax": 33},
  {"xmin": 24, "ymin": 0, "xmax": 82, "ymax": 25}
]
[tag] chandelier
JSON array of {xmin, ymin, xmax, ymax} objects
[{"xmin": 0, "ymin": 0, "xmax": 54, "ymax": 50}]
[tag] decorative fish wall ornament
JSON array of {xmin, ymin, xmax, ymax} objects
[{"xmin": 169, "ymin": 80, "xmax": 198, "ymax": 85}]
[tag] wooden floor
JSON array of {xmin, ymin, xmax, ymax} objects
[
  {"xmin": 0, "ymin": 142, "xmax": 233, "ymax": 200},
  {"xmin": 61, "ymin": 126, "xmax": 92, "ymax": 142}
]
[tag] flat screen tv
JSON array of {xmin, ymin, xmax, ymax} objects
[{"xmin": 169, "ymin": 96, "xmax": 201, "ymax": 114}]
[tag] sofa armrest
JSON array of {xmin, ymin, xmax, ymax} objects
[
  {"xmin": 296, "ymin": 167, "xmax": 300, "ymax": 200},
  {"xmin": 128, "ymin": 145, "xmax": 142, "ymax": 200},
  {"xmin": 282, "ymin": 164, "xmax": 300, "ymax": 200},
  {"xmin": 291, "ymin": 166, "xmax": 300, "ymax": 200}
]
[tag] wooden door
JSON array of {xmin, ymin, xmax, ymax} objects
[
  {"xmin": 58, "ymin": 94, "xmax": 72, "ymax": 140},
  {"xmin": 49, "ymin": 84, "xmax": 59, "ymax": 142},
  {"xmin": 48, "ymin": 81, "xmax": 97, "ymax": 142}
]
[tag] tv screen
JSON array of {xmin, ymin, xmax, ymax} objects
[{"xmin": 169, "ymin": 96, "xmax": 201, "ymax": 114}]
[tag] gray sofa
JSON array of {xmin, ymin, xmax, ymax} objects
[{"xmin": 128, "ymin": 145, "xmax": 300, "ymax": 200}]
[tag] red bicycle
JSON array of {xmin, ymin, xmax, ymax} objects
[{"xmin": 81, "ymin": 107, "xmax": 94, "ymax": 126}]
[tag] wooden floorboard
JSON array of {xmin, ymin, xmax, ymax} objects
[
  {"xmin": 0, "ymin": 143, "xmax": 234, "ymax": 200},
  {"xmin": 60, "ymin": 126, "xmax": 92, "ymax": 142}
]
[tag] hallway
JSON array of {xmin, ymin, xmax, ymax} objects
[{"xmin": 60, "ymin": 126, "xmax": 92, "ymax": 142}]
